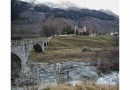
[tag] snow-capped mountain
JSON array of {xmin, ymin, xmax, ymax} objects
[
  {"xmin": 12, "ymin": 0, "xmax": 119, "ymax": 35},
  {"xmin": 100, "ymin": 9, "xmax": 119, "ymax": 18},
  {"xmin": 20, "ymin": 0, "xmax": 81, "ymax": 9},
  {"xmin": 43, "ymin": 1, "xmax": 81, "ymax": 9}
]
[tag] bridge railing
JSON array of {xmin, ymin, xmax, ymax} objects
[
  {"xmin": 11, "ymin": 36, "xmax": 53, "ymax": 46},
  {"xmin": 46, "ymin": 36, "xmax": 53, "ymax": 42},
  {"xmin": 11, "ymin": 38, "xmax": 46, "ymax": 46},
  {"xmin": 11, "ymin": 40, "xmax": 24, "ymax": 46}
]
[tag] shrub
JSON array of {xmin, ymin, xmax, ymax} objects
[
  {"xmin": 97, "ymin": 50, "xmax": 119, "ymax": 73},
  {"xmin": 82, "ymin": 46, "xmax": 91, "ymax": 52},
  {"xmin": 44, "ymin": 87, "xmax": 50, "ymax": 90}
]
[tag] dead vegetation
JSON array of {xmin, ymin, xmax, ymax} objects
[
  {"xmin": 43, "ymin": 82, "xmax": 118, "ymax": 90},
  {"xmin": 97, "ymin": 50, "xmax": 119, "ymax": 73}
]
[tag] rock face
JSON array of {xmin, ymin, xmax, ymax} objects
[
  {"xmin": 12, "ymin": 61, "xmax": 119, "ymax": 90},
  {"xmin": 12, "ymin": 61, "xmax": 98, "ymax": 86},
  {"xmin": 68, "ymin": 67, "xmax": 98, "ymax": 81},
  {"xmin": 97, "ymin": 71, "xmax": 119, "ymax": 85}
]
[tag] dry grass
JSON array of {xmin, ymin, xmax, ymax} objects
[
  {"xmin": 44, "ymin": 83, "xmax": 118, "ymax": 90},
  {"xmin": 29, "ymin": 35, "xmax": 119, "ymax": 62},
  {"xmin": 29, "ymin": 48, "xmax": 99, "ymax": 62},
  {"xmin": 48, "ymin": 35, "xmax": 119, "ymax": 48}
]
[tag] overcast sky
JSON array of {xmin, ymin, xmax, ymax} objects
[{"xmin": 21, "ymin": 0, "xmax": 119, "ymax": 15}]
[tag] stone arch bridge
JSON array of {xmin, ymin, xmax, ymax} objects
[{"xmin": 11, "ymin": 37, "xmax": 52, "ymax": 71}]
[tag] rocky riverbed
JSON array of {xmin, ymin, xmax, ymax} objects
[{"xmin": 12, "ymin": 61, "xmax": 119, "ymax": 90}]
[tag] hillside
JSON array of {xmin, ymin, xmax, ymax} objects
[{"xmin": 11, "ymin": 0, "xmax": 119, "ymax": 37}]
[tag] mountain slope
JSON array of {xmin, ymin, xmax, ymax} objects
[
  {"xmin": 100, "ymin": 9, "xmax": 119, "ymax": 18},
  {"xmin": 11, "ymin": 0, "xmax": 119, "ymax": 36}
]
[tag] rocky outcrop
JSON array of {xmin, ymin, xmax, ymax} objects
[
  {"xmin": 12, "ymin": 61, "xmax": 119, "ymax": 88},
  {"xmin": 11, "ymin": 61, "xmax": 119, "ymax": 90},
  {"xmin": 68, "ymin": 67, "xmax": 98, "ymax": 81},
  {"xmin": 97, "ymin": 71, "xmax": 119, "ymax": 85}
]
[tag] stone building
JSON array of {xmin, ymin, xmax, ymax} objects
[{"xmin": 75, "ymin": 26, "xmax": 87, "ymax": 35}]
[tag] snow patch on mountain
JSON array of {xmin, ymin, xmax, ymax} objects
[
  {"xmin": 100, "ymin": 9, "xmax": 119, "ymax": 18},
  {"xmin": 43, "ymin": 1, "xmax": 81, "ymax": 9},
  {"xmin": 20, "ymin": 0, "xmax": 81, "ymax": 9}
]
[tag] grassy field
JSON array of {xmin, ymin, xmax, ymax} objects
[
  {"xmin": 48, "ymin": 35, "xmax": 118, "ymax": 48},
  {"xmin": 29, "ymin": 35, "xmax": 119, "ymax": 62}
]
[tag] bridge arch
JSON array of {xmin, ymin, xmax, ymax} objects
[
  {"xmin": 33, "ymin": 44, "xmax": 43, "ymax": 52},
  {"xmin": 44, "ymin": 42, "xmax": 47, "ymax": 47},
  {"xmin": 26, "ymin": 43, "xmax": 44, "ymax": 61},
  {"xmin": 11, "ymin": 37, "xmax": 52, "ymax": 71},
  {"xmin": 11, "ymin": 53, "xmax": 21, "ymax": 81}
]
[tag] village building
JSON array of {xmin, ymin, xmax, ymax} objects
[
  {"xmin": 89, "ymin": 29, "xmax": 99, "ymax": 36},
  {"xmin": 74, "ymin": 26, "xmax": 87, "ymax": 35},
  {"xmin": 110, "ymin": 32, "xmax": 119, "ymax": 36}
]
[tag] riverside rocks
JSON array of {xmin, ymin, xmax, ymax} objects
[
  {"xmin": 12, "ymin": 61, "xmax": 119, "ymax": 90},
  {"xmin": 97, "ymin": 71, "xmax": 119, "ymax": 85},
  {"xmin": 68, "ymin": 67, "xmax": 98, "ymax": 81}
]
